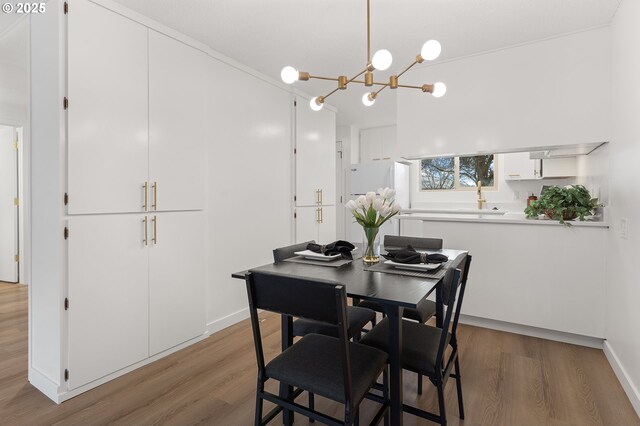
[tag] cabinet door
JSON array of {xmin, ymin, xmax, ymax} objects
[
  {"xmin": 149, "ymin": 211, "xmax": 206, "ymax": 355},
  {"xmin": 149, "ymin": 31, "xmax": 206, "ymax": 212},
  {"xmin": 67, "ymin": 215, "xmax": 149, "ymax": 389},
  {"xmin": 542, "ymin": 157, "xmax": 577, "ymax": 178},
  {"xmin": 503, "ymin": 152, "xmax": 539, "ymax": 180},
  {"xmin": 295, "ymin": 100, "xmax": 336, "ymax": 206},
  {"xmin": 295, "ymin": 206, "xmax": 319, "ymax": 243},
  {"xmin": 318, "ymin": 206, "xmax": 336, "ymax": 243},
  {"xmin": 68, "ymin": 0, "xmax": 148, "ymax": 214}
]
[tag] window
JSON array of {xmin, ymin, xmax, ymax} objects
[{"xmin": 420, "ymin": 154, "xmax": 496, "ymax": 191}]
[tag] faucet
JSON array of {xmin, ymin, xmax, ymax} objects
[{"xmin": 477, "ymin": 181, "xmax": 486, "ymax": 210}]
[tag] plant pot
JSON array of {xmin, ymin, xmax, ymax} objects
[{"xmin": 544, "ymin": 209, "xmax": 577, "ymax": 221}]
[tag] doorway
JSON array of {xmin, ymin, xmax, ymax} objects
[{"xmin": 0, "ymin": 125, "xmax": 21, "ymax": 283}]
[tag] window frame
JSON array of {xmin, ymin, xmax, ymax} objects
[{"xmin": 419, "ymin": 154, "xmax": 498, "ymax": 192}]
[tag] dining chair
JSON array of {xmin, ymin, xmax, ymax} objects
[
  {"xmin": 245, "ymin": 270, "xmax": 390, "ymax": 425},
  {"xmin": 359, "ymin": 254, "xmax": 473, "ymax": 426},
  {"xmin": 273, "ymin": 242, "xmax": 376, "ymax": 340}
]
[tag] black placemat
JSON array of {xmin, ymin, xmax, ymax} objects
[
  {"xmin": 284, "ymin": 250, "xmax": 362, "ymax": 268},
  {"xmin": 363, "ymin": 259, "xmax": 453, "ymax": 279}
]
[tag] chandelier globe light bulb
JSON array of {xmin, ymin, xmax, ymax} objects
[
  {"xmin": 310, "ymin": 97, "xmax": 324, "ymax": 111},
  {"xmin": 372, "ymin": 49, "xmax": 393, "ymax": 71},
  {"xmin": 362, "ymin": 93, "xmax": 376, "ymax": 107},
  {"xmin": 281, "ymin": 66, "xmax": 299, "ymax": 84},
  {"xmin": 421, "ymin": 40, "xmax": 442, "ymax": 61},
  {"xmin": 432, "ymin": 82, "xmax": 447, "ymax": 98}
]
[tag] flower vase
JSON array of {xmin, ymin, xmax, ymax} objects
[{"xmin": 362, "ymin": 226, "xmax": 381, "ymax": 265}]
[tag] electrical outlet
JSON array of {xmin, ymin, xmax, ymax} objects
[{"xmin": 620, "ymin": 217, "xmax": 628, "ymax": 240}]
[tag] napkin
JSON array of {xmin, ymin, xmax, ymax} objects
[
  {"xmin": 307, "ymin": 240, "xmax": 355, "ymax": 260},
  {"xmin": 381, "ymin": 245, "xmax": 448, "ymax": 264}
]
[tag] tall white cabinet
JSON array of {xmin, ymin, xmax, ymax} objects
[
  {"xmin": 32, "ymin": 0, "xmax": 207, "ymax": 397},
  {"xmin": 294, "ymin": 97, "xmax": 337, "ymax": 243}
]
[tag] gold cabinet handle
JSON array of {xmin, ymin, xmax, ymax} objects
[
  {"xmin": 152, "ymin": 215, "xmax": 157, "ymax": 244},
  {"xmin": 316, "ymin": 207, "xmax": 320, "ymax": 223},
  {"xmin": 152, "ymin": 182, "xmax": 157, "ymax": 211},
  {"xmin": 320, "ymin": 189, "xmax": 323, "ymax": 205},
  {"xmin": 143, "ymin": 216, "xmax": 148, "ymax": 245},
  {"xmin": 315, "ymin": 189, "xmax": 320, "ymax": 205},
  {"xmin": 143, "ymin": 182, "xmax": 148, "ymax": 210},
  {"xmin": 319, "ymin": 207, "xmax": 323, "ymax": 223}
]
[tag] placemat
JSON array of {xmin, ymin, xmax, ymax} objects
[
  {"xmin": 363, "ymin": 259, "xmax": 453, "ymax": 279},
  {"xmin": 284, "ymin": 251, "xmax": 362, "ymax": 268}
]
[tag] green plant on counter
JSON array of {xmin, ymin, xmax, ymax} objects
[{"xmin": 524, "ymin": 185, "xmax": 601, "ymax": 225}]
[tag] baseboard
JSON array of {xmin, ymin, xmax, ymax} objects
[
  {"xmin": 603, "ymin": 340, "xmax": 640, "ymax": 417},
  {"xmin": 28, "ymin": 367, "xmax": 62, "ymax": 403},
  {"xmin": 33, "ymin": 334, "xmax": 208, "ymax": 404},
  {"xmin": 207, "ymin": 307, "xmax": 250, "ymax": 335},
  {"xmin": 459, "ymin": 314, "xmax": 604, "ymax": 349}
]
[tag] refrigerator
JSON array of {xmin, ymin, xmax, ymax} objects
[{"xmin": 348, "ymin": 161, "xmax": 410, "ymax": 243}]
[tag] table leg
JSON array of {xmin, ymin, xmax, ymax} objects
[
  {"xmin": 383, "ymin": 305, "xmax": 404, "ymax": 426},
  {"xmin": 280, "ymin": 314, "xmax": 294, "ymax": 425}
]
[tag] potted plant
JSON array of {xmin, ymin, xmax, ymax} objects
[{"xmin": 524, "ymin": 185, "xmax": 601, "ymax": 224}]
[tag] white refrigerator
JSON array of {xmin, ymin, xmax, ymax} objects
[{"xmin": 348, "ymin": 161, "xmax": 410, "ymax": 243}]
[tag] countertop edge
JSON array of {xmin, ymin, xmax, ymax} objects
[{"xmin": 397, "ymin": 214, "xmax": 610, "ymax": 228}]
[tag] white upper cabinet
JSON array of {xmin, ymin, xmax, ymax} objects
[
  {"xmin": 149, "ymin": 31, "xmax": 206, "ymax": 212},
  {"xmin": 67, "ymin": 0, "xmax": 148, "ymax": 214},
  {"xmin": 503, "ymin": 152, "xmax": 541, "ymax": 180},
  {"xmin": 295, "ymin": 98, "xmax": 336, "ymax": 207},
  {"xmin": 360, "ymin": 126, "xmax": 397, "ymax": 163},
  {"xmin": 542, "ymin": 157, "xmax": 577, "ymax": 178}
]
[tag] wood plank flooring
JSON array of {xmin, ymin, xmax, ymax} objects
[{"xmin": 1, "ymin": 282, "xmax": 638, "ymax": 425}]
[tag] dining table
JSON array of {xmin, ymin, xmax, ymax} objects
[{"xmin": 232, "ymin": 248, "xmax": 468, "ymax": 426}]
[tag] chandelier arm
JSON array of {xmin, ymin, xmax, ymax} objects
[
  {"xmin": 367, "ymin": 0, "xmax": 371, "ymax": 63},
  {"xmin": 320, "ymin": 86, "xmax": 342, "ymax": 101},
  {"xmin": 308, "ymin": 75, "xmax": 340, "ymax": 82},
  {"xmin": 396, "ymin": 60, "xmax": 419, "ymax": 79},
  {"xmin": 373, "ymin": 83, "xmax": 390, "ymax": 97},
  {"xmin": 347, "ymin": 68, "xmax": 369, "ymax": 85}
]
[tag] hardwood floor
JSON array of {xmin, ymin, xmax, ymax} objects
[{"xmin": 1, "ymin": 282, "xmax": 638, "ymax": 425}]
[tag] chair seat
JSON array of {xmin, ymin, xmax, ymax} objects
[
  {"xmin": 293, "ymin": 305, "xmax": 375, "ymax": 338},
  {"xmin": 357, "ymin": 298, "xmax": 436, "ymax": 324},
  {"xmin": 359, "ymin": 317, "xmax": 450, "ymax": 375},
  {"xmin": 266, "ymin": 333, "xmax": 388, "ymax": 404}
]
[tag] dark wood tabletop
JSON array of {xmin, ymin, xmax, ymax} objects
[{"xmin": 232, "ymin": 249, "xmax": 468, "ymax": 308}]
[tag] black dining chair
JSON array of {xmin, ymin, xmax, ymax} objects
[
  {"xmin": 360, "ymin": 254, "xmax": 473, "ymax": 426},
  {"xmin": 273, "ymin": 241, "xmax": 376, "ymax": 340},
  {"xmin": 245, "ymin": 270, "xmax": 390, "ymax": 425}
]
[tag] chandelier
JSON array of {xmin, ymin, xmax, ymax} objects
[{"xmin": 280, "ymin": 0, "xmax": 447, "ymax": 111}]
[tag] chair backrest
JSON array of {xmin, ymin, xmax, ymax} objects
[
  {"xmin": 435, "ymin": 254, "xmax": 472, "ymax": 377},
  {"xmin": 383, "ymin": 235, "xmax": 443, "ymax": 251},
  {"xmin": 245, "ymin": 270, "xmax": 354, "ymax": 403},
  {"xmin": 273, "ymin": 241, "xmax": 316, "ymax": 263}
]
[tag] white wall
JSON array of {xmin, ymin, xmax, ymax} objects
[
  {"xmin": 606, "ymin": 0, "xmax": 640, "ymax": 415},
  {"xmin": 205, "ymin": 57, "xmax": 293, "ymax": 332},
  {"xmin": 410, "ymin": 154, "xmax": 572, "ymax": 211},
  {"xmin": 397, "ymin": 27, "xmax": 611, "ymax": 158},
  {"xmin": 576, "ymin": 143, "xmax": 610, "ymax": 207}
]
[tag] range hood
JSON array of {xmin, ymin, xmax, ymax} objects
[{"xmin": 529, "ymin": 142, "xmax": 607, "ymax": 159}]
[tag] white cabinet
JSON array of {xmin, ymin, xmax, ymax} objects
[
  {"xmin": 295, "ymin": 98, "xmax": 336, "ymax": 206},
  {"xmin": 149, "ymin": 211, "xmax": 205, "ymax": 356},
  {"xmin": 149, "ymin": 31, "xmax": 206, "ymax": 212},
  {"xmin": 360, "ymin": 126, "xmax": 397, "ymax": 163},
  {"xmin": 67, "ymin": 215, "xmax": 149, "ymax": 389},
  {"xmin": 67, "ymin": 0, "xmax": 148, "ymax": 214},
  {"xmin": 503, "ymin": 152, "xmax": 541, "ymax": 180},
  {"xmin": 67, "ymin": 212, "xmax": 205, "ymax": 389},
  {"xmin": 296, "ymin": 206, "xmax": 336, "ymax": 243},
  {"xmin": 542, "ymin": 157, "xmax": 577, "ymax": 178}
]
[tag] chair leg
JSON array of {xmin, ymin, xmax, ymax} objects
[
  {"xmin": 383, "ymin": 367, "xmax": 390, "ymax": 426},
  {"xmin": 455, "ymin": 358, "xmax": 465, "ymax": 419},
  {"xmin": 417, "ymin": 373, "xmax": 423, "ymax": 395},
  {"xmin": 254, "ymin": 380, "xmax": 263, "ymax": 426},
  {"xmin": 309, "ymin": 392, "xmax": 315, "ymax": 423},
  {"xmin": 354, "ymin": 407, "xmax": 360, "ymax": 426},
  {"xmin": 436, "ymin": 381, "xmax": 447, "ymax": 426},
  {"xmin": 371, "ymin": 314, "xmax": 377, "ymax": 327}
]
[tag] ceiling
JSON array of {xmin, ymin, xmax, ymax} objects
[{"xmin": 113, "ymin": 0, "xmax": 621, "ymax": 129}]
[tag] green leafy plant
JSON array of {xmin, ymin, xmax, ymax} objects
[{"xmin": 524, "ymin": 185, "xmax": 601, "ymax": 224}]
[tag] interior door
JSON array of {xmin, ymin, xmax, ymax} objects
[
  {"xmin": 0, "ymin": 125, "xmax": 18, "ymax": 282},
  {"xmin": 149, "ymin": 211, "xmax": 205, "ymax": 355},
  {"xmin": 295, "ymin": 206, "xmax": 319, "ymax": 243},
  {"xmin": 67, "ymin": 0, "xmax": 148, "ymax": 214},
  {"xmin": 67, "ymin": 214, "xmax": 149, "ymax": 389},
  {"xmin": 149, "ymin": 31, "xmax": 206, "ymax": 212}
]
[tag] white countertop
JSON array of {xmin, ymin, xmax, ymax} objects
[{"xmin": 397, "ymin": 210, "xmax": 609, "ymax": 228}]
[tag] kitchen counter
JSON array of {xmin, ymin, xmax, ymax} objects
[{"xmin": 398, "ymin": 210, "xmax": 609, "ymax": 228}]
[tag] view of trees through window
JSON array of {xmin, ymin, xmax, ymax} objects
[{"xmin": 421, "ymin": 154, "xmax": 495, "ymax": 190}]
